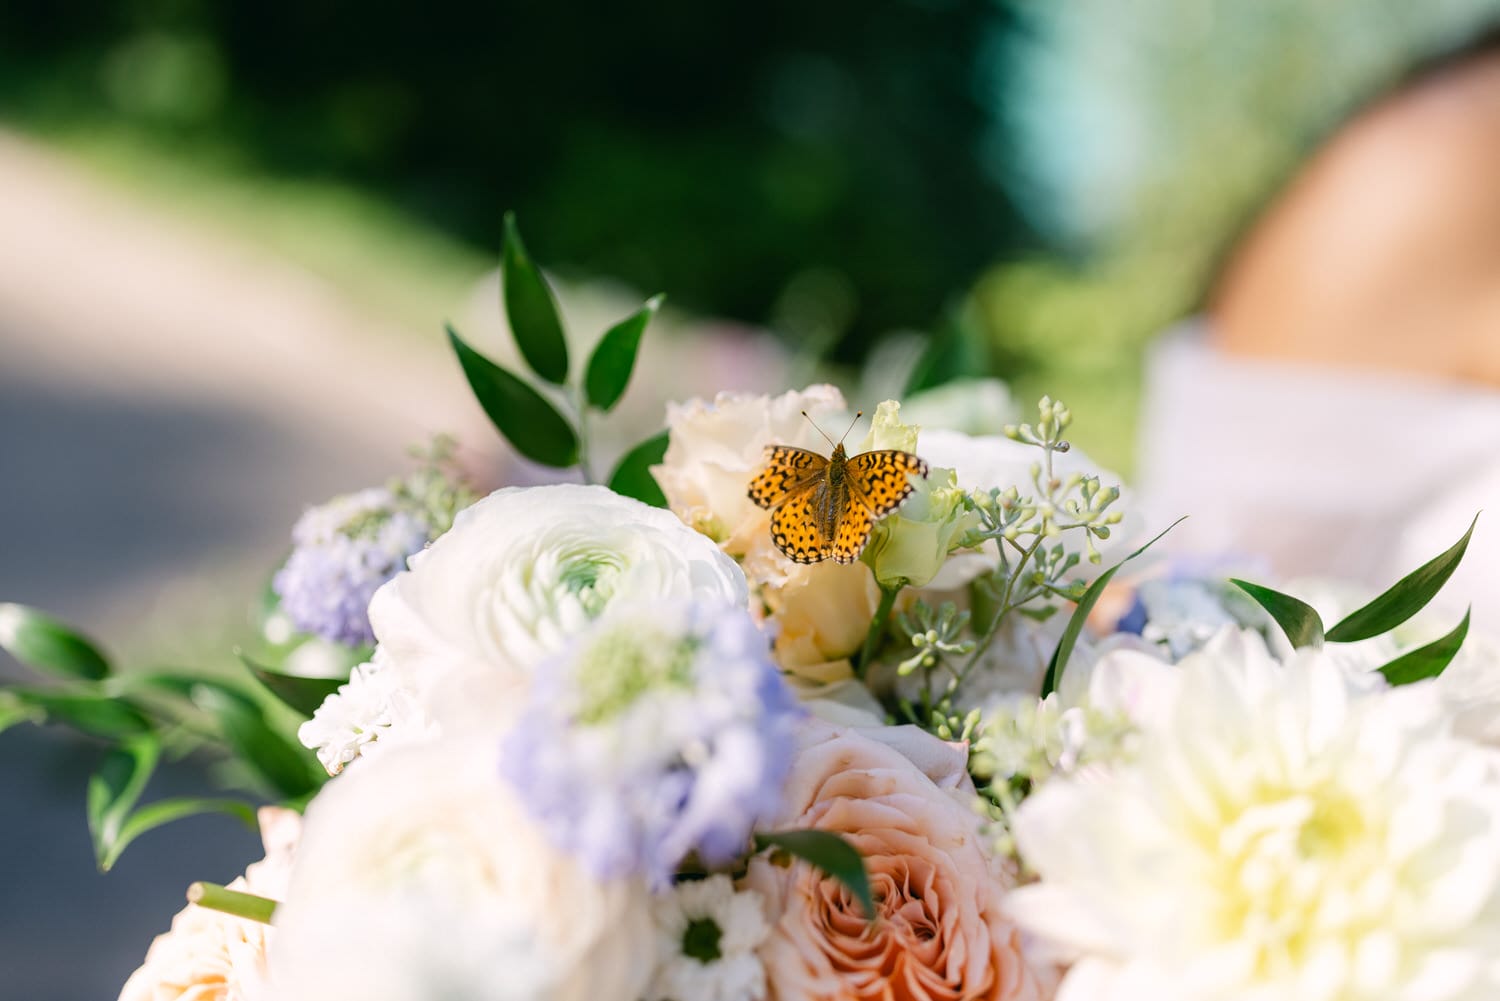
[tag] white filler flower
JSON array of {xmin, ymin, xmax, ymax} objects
[
  {"xmin": 1008, "ymin": 629, "xmax": 1500, "ymax": 1001},
  {"xmin": 649, "ymin": 875, "xmax": 771, "ymax": 1001},
  {"xmin": 268, "ymin": 738, "xmax": 655, "ymax": 1001},
  {"xmin": 299, "ymin": 484, "xmax": 747, "ymax": 766}
]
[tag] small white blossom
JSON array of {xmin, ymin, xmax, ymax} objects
[
  {"xmin": 296, "ymin": 653, "xmax": 430, "ymax": 775},
  {"xmin": 649, "ymin": 875, "xmax": 770, "ymax": 1001}
]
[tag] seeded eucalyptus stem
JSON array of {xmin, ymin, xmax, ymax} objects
[
  {"xmin": 857, "ymin": 583, "xmax": 904, "ymax": 679},
  {"xmin": 187, "ymin": 882, "xmax": 278, "ymax": 924}
]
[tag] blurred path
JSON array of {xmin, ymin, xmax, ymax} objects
[{"xmin": 0, "ymin": 128, "xmax": 486, "ymax": 999}]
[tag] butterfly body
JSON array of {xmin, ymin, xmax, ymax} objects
[{"xmin": 748, "ymin": 439, "xmax": 928, "ymax": 565}]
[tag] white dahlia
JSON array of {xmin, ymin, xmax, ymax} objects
[{"xmin": 1008, "ymin": 629, "xmax": 1500, "ymax": 1001}]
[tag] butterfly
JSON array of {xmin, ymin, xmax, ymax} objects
[{"xmin": 747, "ymin": 411, "xmax": 929, "ymax": 564}]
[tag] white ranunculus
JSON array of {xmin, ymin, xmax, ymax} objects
[
  {"xmin": 267, "ymin": 738, "xmax": 655, "ymax": 1001},
  {"xmin": 298, "ymin": 484, "xmax": 747, "ymax": 763},
  {"xmin": 1008, "ymin": 628, "xmax": 1500, "ymax": 1001}
]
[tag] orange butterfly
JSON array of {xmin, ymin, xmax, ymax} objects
[{"xmin": 747, "ymin": 412, "xmax": 929, "ymax": 564}]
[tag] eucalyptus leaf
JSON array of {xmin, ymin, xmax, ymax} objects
[
  {"xmin": 1229, "ymin": 580, "xmax": 1326, "ymax": 649},
  {"xmin": 585, "ymin": 295, "xmax": 661, "ymax": 412},
  {"xmin": 607, "ymin": 430, "xmax": 670, "ymax": 507},
  {"xmin": 239, "ymin": 650, "xmax": 345, "ymax": 718},
  {"xmin": 755, "ymin": 830, "xmax": 874, "ymax": 919},
  {"xmin": 193, "ymin": 685, "xmax": 321, "ymax": 799},
  {"xmin": 1041, "ymin": 518, "xmax": 1186, "ymax": 699},
  {"xmin": 501, "ymin": 212, "xmax": 569, "ymax": 385},
  {"xmin": 101, "ymin": 798, "xmax": 258, "ymax": 872},
  {"xmin": 87, "ymin": 735, "xmax": 160, "ymax": 871},
  {"xmin": 1325, "ymin": 514, "xmax": 1478, "ymax": 643},
  {"xmin": 1378, "ymin": 608, "xmax": 1471, "ymax": 686},
  {"xmin": 0, "ymin": 603, "xmax": 110, "ymax": 680},
  {"xmin": 448, "ymin": 325, "xmax": 579, "ymax": 467}
]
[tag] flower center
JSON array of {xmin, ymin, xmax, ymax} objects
[
  {"xmin": 557, "ymin": 548, "xmax": 625, "ymax": 617},
  {"xmin": 1211, "ymin": 781, "xmax": 1380, "ymax": 977},
  {"xmin": 681, "ymin": 917, "xmax": 723, "ymax": 963},
  {"xmin": 572, "ymin": 625, "xmax": 698, "ymax": 725}
]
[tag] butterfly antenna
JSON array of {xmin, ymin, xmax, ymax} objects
[
  {"xmin": 839, "ymin": 411, "xmax": 863, "ymax": 445},
  {"xmin": 801, "ymin": 410, "xmax": 839, "ymax": 448}
]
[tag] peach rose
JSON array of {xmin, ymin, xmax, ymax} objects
[
  {"xmin": 744, "ymin": 721, "xmax": 1052, "ymax": 1001},
  {"xmin": 118, "ymin": 807, "xmax": 300, "ymax": 1001}
]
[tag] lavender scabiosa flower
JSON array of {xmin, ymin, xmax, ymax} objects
[
  {"xmin": 501, "ymin": 601, "xmax": 800, "ymax": 886},
  {"xmin": 273, "ymin": 441, "xmax": 477, "ymax": 648},
  {"xmin": 272, "ymin": 487, "xmax": 433, "ymax": 647}
]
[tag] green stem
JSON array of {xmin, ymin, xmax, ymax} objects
[
  {"xmin": 954, "ymin": 537, "xmax": 1042, "ymax": 686},
  {"xmin": 857, "ymin": 584, "xmax": 903, "ymax": 679},
  {"xmin": 187, "ymin": 882, "xmax": 278, "ymax": 924},
  {"xmin": 572, "ymin": 387, "xmax": 595, "ymax": 485}
]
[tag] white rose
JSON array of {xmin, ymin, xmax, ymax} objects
[
  {"xmin": 324, "ymin": 484, "xmax": 745, "ymax": 751},
  {"xmin": 653, "ymin": 384, "xmax": 846, "ymax": 552},
  {"xmin": 267, "ymin": 738, "xmax": 655, "ymax": 1001}
]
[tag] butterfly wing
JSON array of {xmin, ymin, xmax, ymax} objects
[
  {"xmin": 770, "ymin": 481, "xmax": 834, "ymax": 563},
  {"xmin": 846, "ymin": 450, "xmax": 929, "ymax": 516},
  {"xmin": 748, "ymin": 445, "xmax": 827, "ymax": 510},
  {"xmin": 830, "ymin": 501, "xmax": 875, "ymax": 564}
]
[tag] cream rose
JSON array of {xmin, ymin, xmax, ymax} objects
[
  {"xmin": 654, "ymin": 384, "xmax": 846, "ymax": 552},
  {"xmin": 117, "ymin": 807, "xmax": 300, "ymax": 1001},
  {"xmin": 654, "ymin": 386, "xmax": 897, "ymax": 685},
  {"xmin": 267, "ymin": 738, "xmax": 655, "ymax": 1001},
  {"xmin": 744, "ymin": 721, "xmax": 1051, "ymax": 1001}
]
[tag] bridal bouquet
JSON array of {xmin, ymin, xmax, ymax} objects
[{"xmin": 4, "ymin": 220, "xmax": 1498, "ymax": 1001}]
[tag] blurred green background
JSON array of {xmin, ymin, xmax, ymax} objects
[{"xmin": 6, "ymin": 1, "xmax": 1497, "ymax": 471}]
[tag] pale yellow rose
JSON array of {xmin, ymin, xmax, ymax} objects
[
  {"xmin": 744, "ymin": 721, "xmax": 1053, "ymax": 1001},
  {"xmin": 117, "ymin": 808, "xmax": 300, "ymax": 1001},
  {"xmin": 766, "ymin": 560, "xmax": 884, "ymax": 681},
  {"xmin": 656, "ymin": 385, "xmax": 895, "ymax": 684}
]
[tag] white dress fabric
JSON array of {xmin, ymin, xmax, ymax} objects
[{"xmin": 1138, "ymin": 321, "xmax": 1500, "ymax": 625}]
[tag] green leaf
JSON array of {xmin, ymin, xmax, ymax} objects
[
  {"xmin": 1041, "ymin": 517, "xmax": 1187, "ymax": 698},
  {"xmin": 193, "ymin": 685, "xmax": 321, "ymax": 799},
  {"xmin": 0, "ymin": 692, "xmax": 43, "ymax": 736},
  {"xmin": 1325, "ymin": 514, "xmax": 1478, "ymax": 643},
  {"xmin": 755, "ymin": 830, "xmax": 874, "ymax": 919},
  {"xmin": 11, "ymin": 687, "xmax": 152, "ymax": 739},
  {"xmin": 239, "ymin": 651, "xmax": 345, "ymax": 717},
  {"xmin": 501, "ymin": 212, "xmax": 569, "ymax": 384},
  {"xmin": 0, "ymin": 603, "xmax": 110, "ymax": 680},
  {"xmin": 1378, "ymin": 608, "xmax": 1471, "ymax": 686},
  {"xmin": 102, "ymin": 799, "xmax": 257, "ymax": 872},
  {"xmin": 607, "ymin": 430, "xmax": 670, "ymax": 507},
  {"xmin": 585, "ymin": 295, "xmax": 661, "ymax": 412},
  {"xmin": 447, "ymin": 325, "xmax": 579, "ymax": 467},
  {"xmin": 87, "ymin": 735, "xmax": 159, "ymax": 870},
  {"xmin": 1229, "ymin": 580, "xmax": 1326, "ymax": 649}
]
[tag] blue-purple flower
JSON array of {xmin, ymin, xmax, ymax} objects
[
  {"xmin": 272, "ymin": 488, "xmax": 433, "ymax": 647},
  {"xmin": 500, "ymin": 601, "xmax": 800, "ymax": 886}
]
